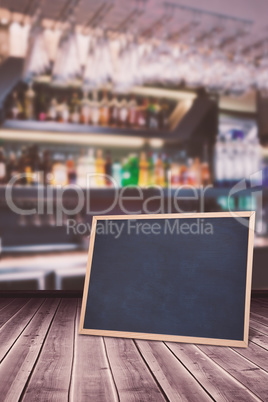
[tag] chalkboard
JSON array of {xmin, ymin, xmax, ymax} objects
[{"xmin": 79, "ymin": 212, "xmax": 255, "ymax": 347}]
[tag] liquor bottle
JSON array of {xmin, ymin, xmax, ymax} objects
[
  {"xmin": 154, "ymin": 153, "xmax": 165, "ymax": 186},
  {"xmin": 80, "ymin": 91, "xmax": 91, "ymax": 125},
  {"xmin": 147, "ymin": 98, "xmax": 159, "ymax": 129},
  {"xmin": 37, "ymin": 89, "xmax": 47, "ymax": 121},
  {"xmin": 158, "ymin": 99, "xmax": 169, "ymax": 130},
  {"xmin": 119, "ymin": 98, "xmax": 128, "ymax": 127},
  {"xmin": 10, "ymin": 91, "xmax": 23, "ymax": 120},
  {"xmin": 41, "ymin": 149, "xmax": 52, "ymax": 185},
  {"xmin": 251, "ymin": 137, "xmax": 262, "ymax": 185},
  {"xmin": 201, "ymin": 144, "xmax": 211, "ymax": 186},
  {"xmin": 147, "ymin": 152, "xmax": 155, "ymax": 186},
  {"xmin": 244, "ymin": 128, "xmax": 261, "ymax": 185},
  {"xmin": 192, "ymin": 157, "xmax": 201, "ymax": 187},
  {"xmin": 122, "ymin": 157, "xmax": 131, "ymax": 187},
  {"xmin": 137, "ymin": 98, "xmax": 148, "ymax": 128},
  {"xmin": 105, "ymin": 150, "xmax": 112, "ymax": 186},
  {"xmin": 95, "ymin": 149, "xmax": 105, "ymax": 187},
  {"xmin": 224, "ymin": 132, "xmax": 233, "ymax": 187},
  {"xmin": 233, "ymin": 131, "xmax": 244, "ymax": 184},
  {"xmin": 171, "ymin": 156, "xmax": 180, "ymax": 188},
  {"xmin": 100, "ymin": 90, "xmax": 110, "ymax": 126},
  {"xmin": 162, "ymin": 153, "xmax": 170, "ymax": 187},
  {"xmin": 112, "ymin": 160, "xmax": 122, "ymax": 187},
  {"xmin": 187, "ymin": 158, "xmax": 194, "ymax": 186},
  {"xmin": 179, "ymin": 151, "xmax": 188, "ymax": 185},
  {"xmin": 128, "ymin": 95, "xmax": 137, "ymax": 127},
  {"xmin": 24, "ymin": 146, "xmax": 33, "ymax": 186},
  {"xmin": 91, "ymin": 90, "xmax": 100, "ymax": 125},
  {"xmin": 138, "ymin": 152, "xmax": 149, "ymax": 187},
  {"xmin": 85, "ymin": 148, "xmax": 96, "ymax": 187},
  {"xmin": 0, "ymin": 147, "xmax": 6, "ymax": 184},
  {"xmin": 47, "ymin": 97, "xmax": 58, "ymax": 121},
  {"xmin": 76, "ymin": 149, "xmax": 88, "ymax": 188},
  {"xmin": 58, "ymin": 97, "xmax": 69, "ymax": 123},
  {"xmin": 128, "ymin": 153, "xmax": 139, "ymax": 185},
  {"xmin": 214, "ymin": 136, "xmax": 225, "ymax": 187},
  {"xmin": 29, "ymin": 145, "xmax": 41, "ymax": 185},
  {"xmin": 66, "ymin": 155, "xmax": 77, "ymax": 184},
  {"xmin": 51, "ymin": 154, "xmax": 68, "ymax": 186},
  {"xmin": 109, "ymin": 94, "xmax": 120, "ymax": 127},
  {"xmin": 18, "ymin": 146, "xmax": 28, "ymax": 185},
  {"xmin": 6, "ymin": 151, "xmax": 18, "ymax": 183},
  {"xmin": 24, "ymin": 83, "xmax": 36, "ymax": 120},
  {"xmin": 69, "ymin": 92, "xmax": 80, "ymax": 124}
]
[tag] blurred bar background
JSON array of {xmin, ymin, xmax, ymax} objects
[{"xmin": 0, "ymin": 0, "xmax": 268, "ymax": 291}]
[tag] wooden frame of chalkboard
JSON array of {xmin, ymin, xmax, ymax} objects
[{"xmin": 79, "ymin": 211, "xmax": 255, "ymax": 347}]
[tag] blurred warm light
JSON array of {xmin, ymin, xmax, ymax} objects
[
  {"xmin": 132, "ymin": 86, "xmax": 196, "ymax": 101},
  {"xmin": 149, "ymin": 139, "xmax": 164, "ymax": 148},
  {"xmin": 0, "ymin": 130, "xmax": 145, "ymax": 148},
  {"xmin": 261, "ymin": 146, "xmax": 268, "ymax": 157}
]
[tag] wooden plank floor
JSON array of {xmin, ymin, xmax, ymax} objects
[{"xmin": 0, "ymin": 298, "xmax": 267, "ymax": 401}]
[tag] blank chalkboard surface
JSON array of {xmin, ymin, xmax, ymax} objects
[{"xmin": 79, "ymin": 212, "xmax": 255, "ymax": 347}]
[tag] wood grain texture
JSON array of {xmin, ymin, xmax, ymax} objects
[
  {"xmin": 104, "ymin": 337, "xmax": 166, "ymax": 402},
  {"xmin": 251, "ymin": 298, "xmax": 268, "ymax": 307},
  {"xmin": 250, "ymin": 312, "xmax": 268, "ymax": 327},
  {"xmin": 165, "ymin": 342, "xmax": 260, "ymax": 402},
  {"xmin": 0, "ymin": 298, "xmax": 14, "ymax": 311},
  {"xmin": 249, "ymin": 327, "xmax": 268, "ymax": 350},
  {"xmin": 250, "ymin": 301, "xmax": 268, "ymax": 320},
  {"xmin": 22, "ymin": 298, "xmax": 77, "ymax": 402},
  {"xmin": 0, "ymin": 298, "xmax": 44, "ymax": 362},
  {"xmin": 232, "ymin": 338, "xmax": 268, "ymax": 372},
  {"xmin": 135, "ymin": 340, "xmax": 212, "ymax": 402},
  {"xmin": 70, "ymin": 301, "xmax": 118, "ymax": 402},
  {"xmin": 0, "ymin": 298, "xmax": 30, "ymax": 328},
  {"xmin": 0, "ymin": 296, "xmax": 267, "ymax": 400},
  {"xmin": 250, "ymin": 320, "xmax": 268, "ymax": 336},
  {"xmin": 0, "ymin": 298, "xmax": 60, "ymax": 402},
  {"xmin": 198, "ymin": 344, "xmax": 268, "ymax": 400}
]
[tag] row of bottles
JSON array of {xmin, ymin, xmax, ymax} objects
[
  {"xmin": 214, "ymin": 127, "xmax": 262, "ymax": 187},
  {"xmin": 6, "ymin": 86, "xmax": 171, "ymax": 130},
  {"xmin": 0, "ymin": 145, "xmax": 211, "ymax": 188}
]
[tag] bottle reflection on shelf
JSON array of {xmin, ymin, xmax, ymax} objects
[
  {"xmin": 75, "ymin": 212, "xmax": 83, "ymax": 225},
  {"xmin": 18, "ymin": 213, "xmax": 27, "ymax": 226},
  {"xmin": 0, "ymin": 148, "xmax": 6, "ymax": 184},
  {"xmin": 47, "ymin": 213, "xmax": 56, "ymax": 227},
  {"xmin": 62, "ymin": 212, "xmax": 68, "ymax": 226},
  {"xmin": 32, "ymin": 210, "xmax": 42, "ymax": 226}
]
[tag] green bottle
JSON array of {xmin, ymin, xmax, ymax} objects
[
  {"xmin": 147, "ymin": 152, "xmax": 155, "ymax": 186},
  {"xmin": 128, "ymin": 153, "xmax": 139, "ymax": 185},
  {"xmin": 122, "ymin": 157, "xmax": 131, "ymax": 187}
]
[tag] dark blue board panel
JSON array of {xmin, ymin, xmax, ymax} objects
[{"xmin": 84, "ymin": 217, "xmax": 249, "ymax": 340}]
